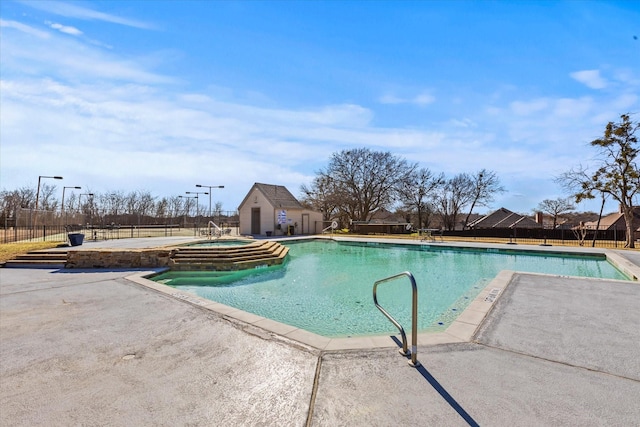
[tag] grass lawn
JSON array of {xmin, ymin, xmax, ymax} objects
[{"xmin": 0, "ymin": 241, "xmax": 65, "ymax": 263}]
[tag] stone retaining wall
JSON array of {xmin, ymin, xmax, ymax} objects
[{"xmin": 66, "ymin": 249, "xmax": 173, "ymax": 269}]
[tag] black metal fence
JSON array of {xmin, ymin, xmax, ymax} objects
[
  {"xmin": 1, "ymin": 208, "xmax": 241, "ymax": 244},
  {"xmin": 1, "ymin": 207, "xmax": 628, "ymax": 248},
  {"xmin": 443, "ymin": 227, "xmax": 627, "ymax": 249},
  {"xmin": 1, "ymin": 224, "xmax": 182, "ymax": 244}
]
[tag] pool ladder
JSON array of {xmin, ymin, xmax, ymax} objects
[{"xmin": 373, "ymin": 271, "xmax": 420, "ymax": 367}]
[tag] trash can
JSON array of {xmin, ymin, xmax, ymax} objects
[
  {"xmin": 265, "ymin": 231, "xmax": 272, "ymax": 237},
  {"xmin": 68, "ymin": 233, "xmax": 85, "ymax": 246}
]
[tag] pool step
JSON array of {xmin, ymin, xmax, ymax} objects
[
  {"xmin": 3, "ymin": 250, "xmax": 69, "ymax": 269},
  {"xmin": 170, "ymin": 241, "xmax": 289, "ymax": 271},
  {"xmin": 173, "ymin": 241, "xmax": 277, "ymax": 256}
]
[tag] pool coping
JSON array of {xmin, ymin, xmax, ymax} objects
[{"xmin": 126, "ymin": 236, "xmax": 640, "ymax": 352}]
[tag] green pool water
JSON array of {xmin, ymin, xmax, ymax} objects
[{"xmin": 152, "ymin": 240, "xmax": 628, "ymax": 337}]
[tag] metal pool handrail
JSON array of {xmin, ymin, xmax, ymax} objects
[
  {"xmin": 207, "ymin": 221, "xmax": 223, "ymax": 239},
  {"xmin": 322, "ymin": 221, "xmax": 339, "ymax": 234},
  {"xmin": 373, "ymin": 271, "xmax": 420, "ymax": 367}
]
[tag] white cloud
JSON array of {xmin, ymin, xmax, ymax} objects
[
  {"xmin": 570, "ymin": 69, "xmax": 608, "ymax": 89},
  {"xmin": 610, "ymin": 93, "xmax": 639, "ymax": 111},
  {"xmin": 379, "ymin": 91, "xmax": 435, "ymax": 106},
  {"xmin": 1, "ymin": 9, "xmax": 638, "ymax": 215},
  {"xmin": 0, "ymin": 19, "xmax": 50, "ymax": 38},
  {"xmin": 510, "ymin": 98, "xmax": 549, "ymax": 116},
  {"xmin": 0, "ymin": 27, "xmax": 174, "ymax": 84},
  {"xmin": 552, "ymin": 97, "xmax": 594, "ymax": 118},
  {"xmin": 413, "ymin": 93, "xmax": 436, "ymax": 105},
  {"xmin": 447, "ymin": 118, "xmax": 476, "ymax": 128},
  {"xmin": 47, "ymin": 22, "xmax": 83, "ymax": 36},
  {"xmin": 21, "ymin": 0, "xmax": 155, "ymax": 30}
]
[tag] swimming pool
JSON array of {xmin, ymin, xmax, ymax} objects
[{"xmin": 152, "ymin": 240, "xmax": 628, "ymax": 337}]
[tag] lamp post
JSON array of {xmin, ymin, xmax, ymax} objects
[
  {"xmin": 61, "ymin": 186, "xmax": 81, "ymax": 225},
  {"xmin": 185, "ymin": 191, "xmax": 208, "ymax": 226},
  {"xmin": 195, "ymin": 184, "xmax": 224, "ymax": 221},
  {"xmin": 78, "ymin": 193, "xmax": 94, "ymax": 212},
  {"xmin": 35, "ymin": 175, "xmax": 63, "ymax": 213},
  {"xmin": 33, "ymin": 175, "xmax": 63, "ymax": 236}
]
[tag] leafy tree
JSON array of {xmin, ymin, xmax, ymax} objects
[
  {"xmin": 558, "ymin": 113, "xmax": 640, "ymax": 247},
  {"xmin": 462, "ymin": 169, "xmax": 505, "ymax": 230},
  {"xmin": 396, "ymin": 167, "xmax": 444, "ymax": 229},
  {"xmin": 536, "ymin": 197, "xmax": 575, "ymax": 228}
]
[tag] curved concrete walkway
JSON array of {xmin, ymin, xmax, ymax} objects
[{"xmin": 1, "ymin": 237, "xmax": 639, "ymax": 425}]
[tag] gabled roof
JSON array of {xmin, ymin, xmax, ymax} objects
[
  {"xmin": 469, "ymin": 207, "xmax": 542, "ymax": 229},
  {"xmin": 583, "ymin": 212, "xmax": 623, "ymax": 230},
  {"xmin": 582, "ymin": 208, "xmax": 640, "ymax": 230},
  {"xmin": 368, "ymin": 208, "xmax": 406, "ymax": 224},
  {"xmin": 238, "ymin": 182, "xmax": 303, "ymax": 210}
]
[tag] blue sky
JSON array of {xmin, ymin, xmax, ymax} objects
[{"xmin": 1, "ymin": 0, "xmax": 639, "ymax": 214}]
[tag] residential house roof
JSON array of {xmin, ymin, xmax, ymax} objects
[
  {"xmin": 468, "ymin": 207, "xmax": 542, "ymax": 229},
  {"xmin": 238, "ymin": 182, "xmax": 303, "ymax": 210},
  {"xmin": 367, "ymin": 208, "xmax": 407, "ymax": 224},
  {"xmin": 582, "ymin": 208, "xmax": 640, "ymax": 231}
]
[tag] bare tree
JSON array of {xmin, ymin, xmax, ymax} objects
[
  {"xmin": 462, "ymin": 169, "xmax": 505, "ymax": 230},
  {"xmin": 155, "ymin": 197, "xmax": 169, "ymax": 221},
  {"xmin": 536, "ymin": 197, "xmax": 575, "ymax": 228},
  {"xmin": 396, "ymin": 167, "xmax": 444, "ymax": 229},
  {"xmin": 64, "ymin": 193, "xmax": 79, "ymax": 214},
  {"xmin": 557, "ymin": 113, "xmax": 640, "ymax": 247},
  {"xmin": 313, "ymin": 148, "xmax": 415, "ymax": 223},
  {"xmin": 214, "ymin": 201, "xmax": 223, "ymax": 223},
  {"xmin": 436, "ymin": 173, "xmax": 474, "ymax": 231},
  {"xmin": 137, "ymin": 191, "xmax": 157, "ymax": 223},
  {"xmin": 0, "ymin": 187, "xmax": 35, "ymax": 217},
  {"xmin": 125, "ymin": 191, "xmax": 139, "ymax": 219},
  {"xmin": 167, "ymin": 195, "xmax": 184, "ymax": 224},
  {"xmin": 38, "ymin": 183, "xmax": 60, "ymax": 212},
  {"xmin": 301, "ymin": 175, "xmax": 341, "ymax": 222}
]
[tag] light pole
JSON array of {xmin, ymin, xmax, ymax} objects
[
  {"xmin": 34, "ymin": 175, "xmax": 62, "ymax": 235},
  {"xmin": 78, "ymin": 193, "xmax": 94, "ymax": 214},
  {"xmin": 60, "ymin": 187, "xmax": 82, "ymax": 216},
  {"xmin": 35, "ymin": 175, "xmax": 63, "ymax": 212},
  {"xmin": 195, "ymin": 184, "xmax": 224, "ymax": 221},
  {"xmin": 185, "ymin": 191, "xmax": 208, "ymax": 226},
  {"xmin": 61, "ymin": 186, "xmax": 81, "ymax": 224}
]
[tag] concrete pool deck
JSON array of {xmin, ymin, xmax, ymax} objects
[{"xmin": 1, "ymin": 236, "xmax": 639, "ymax": 425}]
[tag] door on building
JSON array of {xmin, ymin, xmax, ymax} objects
[
  {"xmin": 251, "ymin": 208, "xmax": 261, "ymax": 234},
  {"xmin": 302, "ymin": 214, "xmax": 309, "ymax": 234}
]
